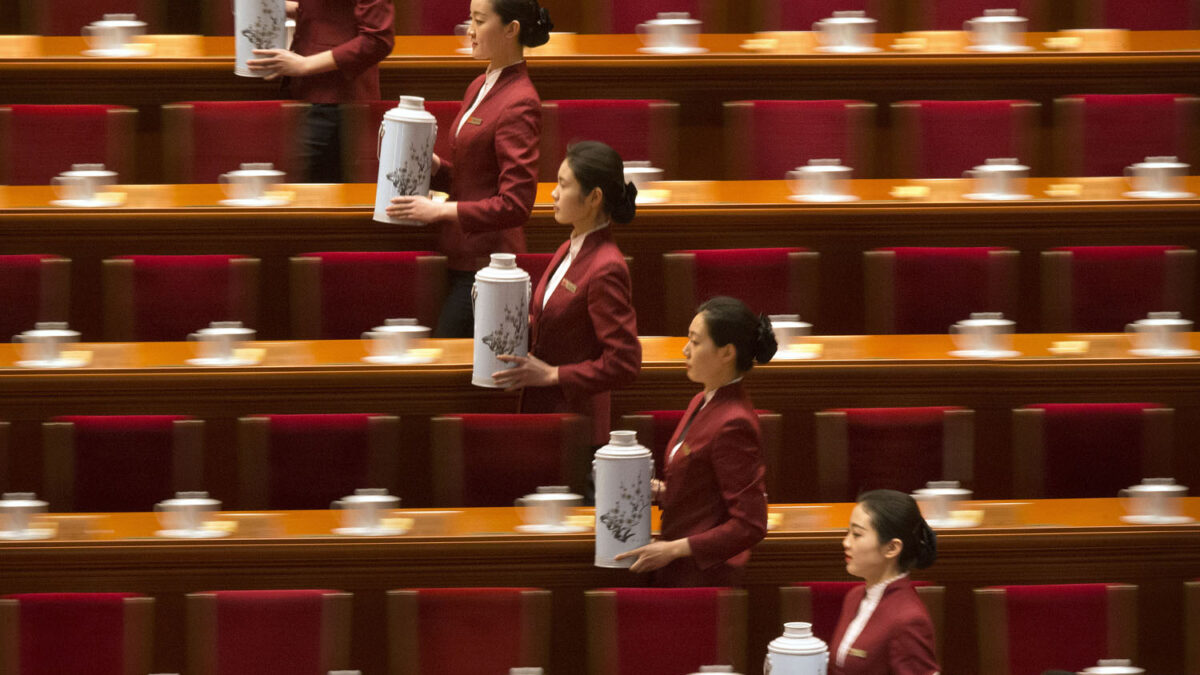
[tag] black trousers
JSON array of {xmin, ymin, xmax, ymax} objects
[
  {"xmin": 435, "ymin": 269, "xmax": 476, "ymax": 338},
  {"xmin": 300, "ymin": 103, "xmax": 342, "ymax": 183}
]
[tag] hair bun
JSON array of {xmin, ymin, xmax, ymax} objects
[
  {"xmin": 913, "ymin": 520, "xmax": 938, "ymax": 569},
  {"xmin": 754, "ymin": 314, "xmax": 778, "ymax": 364},
  {"xmin": 521, "ymin": 4, "xmax": 553, "ymax": 47},
  {"xmin": 611, "ymin": 181, "xmax": 638, "ymax": 224}
]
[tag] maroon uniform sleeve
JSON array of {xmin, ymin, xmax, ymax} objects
[
  {"xmin": 557, "ymin": 260, "xmax": 642, "ymax": 394},
  {"xmin": 329, "ymin": 0, "xmax": 394, "ymax": 76},
  {"xmin": 686, "ymin": 418, "xmax": 768, "ymax": 569},
  {"xmin": 455, "ymin": 95, "xmax": 540, "ymax": 233}
]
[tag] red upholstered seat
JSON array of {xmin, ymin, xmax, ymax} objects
[
  {"xmin": 909, "ymin": 0, "xmax": 1047, "ymax": 30},
  {"xmin": 1012, "ymin": 403, "xmax": 1172, "ymax": 498},
  {"xmin": 204, "ymin": 0, "xmax": 235, "ymax": 34},
  {"xmin": 586, "ymin": 587, "xmax": 747, "ymax": 674},
  {"xmin": 865, "ymin": 247, "xmax": 1019, "ymax": 334},
  {"xmin": 430, "ymin": 414, "xmax": 591, "ymax": 506},
  {"xmin": 891, "ymin": 100, "xmax": 1041, "ymax": 178},
  {"xmin": 42, "ymin": 415, "xmax": 204, "ymax": 512},
  {"xmin": 0, "ymin": 592, "xmax": 153, "ymax": 675},
  {"xmin": 0, "ymin": 105, "xmax": 136, "ymax": 185},
  {"xmin": 815, "ymin": 406, "xmax": 974, "ymax": 501},
  {"xmin": 162, "ymin": 100, "xmax": 309, "ymax": 183},
  {"xmin": 723, "ymin": 100, "xmax": 877, "ymax": 179},
  {"xmin": 102, "ymin": 254, "xmax": 260, "ymax": 341},
  {"xmin": 757, "ymin": 0, "xmax": 894, "ymax": 31},
  {"xmin": 1078, "ymin": 0, "xmax": 1200, "ymax": 29},
  {"xmin": 540, "ymin": 99, "xmax": 679, "ymax": 180},
  {"xmin": 515, "ymin": 253, "xmax": 556, "ymax": 293},
  {"xmin": 663, "ymin": 247, "xmax": 818, "ymax": 336},
  {"xmin": 1187, "ymin": 581, "xmax": 1200, "ymax": 675},
  {"xmin": 395, "ymin": 0, "xmax": 470, "ymax": 34},
  {"xmin": 1055, "ymin": 94, "xmax": 1199, "ymax": 177},
  {"xmin": 289, "ymin": 251, "xmax": 447, "ymax": 339},
  {"xmin": 387, "ymin": 587, "xmax": 551, "ymax": 675},
  {"xmin": 0, "ymin": 255, "xmax": 70, "ymax": 341},
  {"xmin": 975, "ymin": 584, "xmax": 1137, "ymax": 675},
  {"xmin": 19, "ymin": 0, "xmax": 160, "ymax": 34},
  {"xmin": 342, "ymin": 100, "xmax": 460, "ymax": 183},
  {"xmin": 597, "ymin": 0, "xmax": 717, "ymax": 33},
  {"xmin": 187, "ymin": 589, "xmax": 352, "ymax": 675},
  {"xmin": 237, "ymin": 414, "xmax": 400, "ymax": 509},
  {"xmin": 779, "ymin": 581, "xmax": 941, "ymax": 653},
  {"xmin": 1040, "ymin": 246, "xmax": 1195, "ymax": 332}
]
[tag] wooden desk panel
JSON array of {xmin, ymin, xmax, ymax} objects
[{"xmin": 1, "ymin": 499, "xmax": 1197, "ymax": 675}]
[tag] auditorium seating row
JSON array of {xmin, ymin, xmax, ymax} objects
[
  {"xmin": 4, "ymin": 582, "xmax": 1194, "ymax": 675},
  {"xmin": 0, "ymin": 403, "xmax": 1177, "ymax": 511},
  {"xmin": 10, "ymin": 0, "xmax": 1200, "ymax": 36},
  {"xmin": 4, "ymin": 95, "xmax": 1196, "ymax": 184},
  {"xmin": 3, "ymin": 245, "xmax": 1192, "ymax": 341}
]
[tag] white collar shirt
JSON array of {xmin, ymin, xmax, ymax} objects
[
  {"xmin": 456, "ymin": 61, "xmax": 522, "ymax": 136},
  {"xmin": 667, "ymin": 376, "xmax": 743, "ymax": 463},
  {"xmin": 542, "ymin": 222, "xmax": 609, "ymax": 309}
]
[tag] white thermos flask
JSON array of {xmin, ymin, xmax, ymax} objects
[
  {"xmin": 764, "ymin": 623, "xmax": 828, "ymax": 675},
  {"xmin": 373, "ymin": 96, "xmax": 437, "ymax": 225},
  {"xmin": 234, "ymin": 0, "xmax": 287, "ymax": 77},
  {"xmin": 593, "ymin": 430, "xmax": 653, "ymax": 568},
  {"xmin": 471, "ymin": 253, "xmax": 530, "ymax": 387}
]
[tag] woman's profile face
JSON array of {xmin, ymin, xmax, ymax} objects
[
  {"xmin": 551, "ymin": 160, "xmax": 593, "ymax": 225},
  {"xmin": 467, "ymin": 0, "xmax": 513, "ymax": 61},
  {"xmin": 683, "ymin": 312, "xmax": 725, "ymax": 386},
  {"xmin": 842, "ymin": 503, "xmax": 892, "ymax": 581}
]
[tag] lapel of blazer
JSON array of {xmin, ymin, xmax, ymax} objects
[
  {"xmin": 531, "ymin": 239, "xmax": 571, "ymax": 337},
  {"xmin": 541, "ymin": 229, "xmax": 610, "ymax": 320},
  {"xmin": 665, "ymin": 391, "xmax": 706, "ymax": 471}
]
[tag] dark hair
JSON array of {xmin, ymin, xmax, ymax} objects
[
  {"xmin": 696, "ymin": 296, "xmax": 777, "ymax": 372},
  {"xmin": 493, "ymin": 0, "xmax": 553, "ymax": 47},
  {"xmin": 565, "ymin": 141, "xmax": 638, "ymax": 224},
  {"xmin": 856, "ymin": 489, "xmax": 937, "ymax": 572}
]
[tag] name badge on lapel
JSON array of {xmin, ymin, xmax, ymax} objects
[
  {"xmin": 467, "ymin": 116, "xmax": 483, "ymax": 126},
  {"xmin": 561, "ymin": 278, "xmax": 577, "ymax": 294},
  {"xmin": 679, "ymin": 443, "xmax": 691, "ymax": 458},
  {"xmin": 849, "ymin": 648, "xmax": 868, "ymax": 659}
]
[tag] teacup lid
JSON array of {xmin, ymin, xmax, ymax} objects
[
  {"xmin": 1080, "ymin": 659, "xmax": 1144, "ymax": 675},
  {"xmin": 21, "ymin": 322, "xmax": 79, "ymax": 338},
  {"xmin": 520, "ymin": 486, "xmax": 584, "ymax": 502},
  {"xmin": 340, "ymin": 488, "xmax": 400, "ymax": 504},
  {"xmin": 914, "ymin": 480, "xmax": 973, "ymax": 497},
  {"xmin": 974, "ymin": 8, "xmax": 1024, "ymax": 21},
  {"xmin": 824, "ymin": 10, "xmax": 874, "ymax": 23},
  {"xmin": 1134, "ymin": 155, "xmax": 1187, "ymax": 169},
  {"xmin": 974, "ymin": 158, "xmax": 1028, "ymax": 172},
  {"xmin": 798, "ymin": 158, "xmax": 853, "ymax": 173},
  {"xmin": 95, "ymin": 13, "xmax": 146, "ymax": 26},
  {"xmin": 651, "ymin": 11, "xmax": 699, "ymax": 24},
  {"xmin": 61, "ymin": 163, "xmax": 117, "ymax": 178},
  {"xmin": 1136, "ymin": 311, "xmax": 1190, "ymax": 326},
  {"xmin": 159, "ymin": 491, "xmax": 220, "ymax": 507},
  {"xmin": 957, "ymin": 312, "xmax": 1013, "ymax": 326},
  {"xmin": 373, "ymin": 318, "xmax": 429, "ymax": 334},
  {"xmin": 1124, "ymin": 477, "xmax": 1187, "ymax": 494},
  {"xmin": 196, "ymin": 321, "xmax": 255, "ymax": 336},
  {"xmin": 0, "ymin": 492, "xmax": 48, "ymax": 509},
  {"xmin": 228, "ymin": 162, "xmax": 284, "ymax": 177}
]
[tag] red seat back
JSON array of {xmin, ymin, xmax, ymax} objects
[
  {"xmin": 111, "ymin": 254, "xmax": 256, "ymax": 342},
  {"xmin": 1085, "ymin": 0, "xmax": 1200, "ymax": 29},
  {"xmin": 1048, "ymin": 245, "xmax": 1192, "ymax": 332},
  {"xmin": 1056, "ymin": 94, "xmax": 1199, "ymax": 176},
  {"xmin": 603, "ymin": 0, "xmax": 707, "ymax": 32},
  {"xmin": 296, "ymin": 251, "xmax": 446, "ymax": 338},
  {"xmin": 724, "ymin": 100, "xmax": 877, "ymax": 179},
  {"xmin": 911, "ymin": 0, "xmax": 1047, "ymax": 30},
  {"xmin": 688, "ymin": 247, "xmax": 808, "ymax": 316},
  {"xmin": 164, "ymin": 100, "xmax": 307, "ymax": 183},
  {"xmin": 0, "ymin": 255, "xmax": 68, "ymax": 340},
  {"xmin": 248, "ymin": 414, "xmax": 382, "ymax": 509},
  {"xmin": 0, "ymin": 105, "xmax": 135, "ymax": 185},
  {"xmin": 541, "ymin": 100, "xmax": 678, "ymax": 180},
  {"xmin": 892, "ymin": 100, "xmax": 1040, "ymax": 178},
  {"xmin": 2, "ymin": 592, "xmax": 148, "ymax": 675},
  {"xmin": 870, "ymin": 247, "xmax": 1018, "ymax": 333}
]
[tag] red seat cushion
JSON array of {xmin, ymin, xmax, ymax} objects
[
  {"xmin": 903, "ymin": 100, "xmax": 1034, "ymax": 178},
  {"xmin": 413, "ymin": 588, "xmax": 530, "ymax": 674},
  {"xmin": 31, "ymin": 0, "xmax": 148, "ymax": 34},
  {"xmin": 6, "ymin": 592, "xmax": 141, "ymax": 675},
  {"xmin": 779, "ymin": 0, "xmax": 873, "ymax": 29},
  {"xmin": 609, "ymin": 0, "xmax": 703, "ymax": 32},
  {"xmin": 53, "ymin": 415, "xmax": 191, "ymax": 512},
  {"xmin": 0, "ymin": 255, "xmax": 57, "ymax": 340},
  {"xmin": 682, "ymin": 247, "xmax": 808, "ymax": 317},
  {"xmin": 253, "ymin": 414, "xmax": 379, "ymax": 509},
  {"xmin": 999, "ymin": 584, "xmax": 1111, "ymax": 675},
  {"xmin": 180, "ymin": 101, "xmax": 299, "ymax": 183},
  {"xmin": 603, "ymin": 587, "xmax": 723, "ymax": 675},
  {"xmin": 1052, "ymin": 245, "xmax": 1185, "ymax": 332},
  {"xmin": 1068, "ymin": 94, "xmax": 1191, "ymax": 176},
  {"xmin": 831, "ymin": 407, "xmax": 959, "ymax": 495},
  {"xmin": 1098, "ymin": 0, "xmax": 1198, "ymax": 29},
  {"xmin": 923, "ymin": 0, "xmax": 1041, "ymax": 29},
  {"xmin": 418, "ymin": 1, "xmax": 468, "ymax": 34},
  {"xmin": 882, "ymin": 247, "xmax": 1012, "ymax": 333},
  {"xmin": 7, "ymin": 105, "xmax": 124, "ymax": 185},
  {"xmin": 457, "ymin": 414, "xmax": 573, "ymax": 507},
  {"xmin": 301, "ymin": 251, "xmax": 442, "ymax": 338},
  {"xmin": 733, "ymin": 100, "xmax": 871, "ymax": 180},
  {"xmin": 208, "ymin": 589, "xmax": 333, "ymax": 675},
  {"xmin": 1025, "ymin": 403, "xmax": 1161, "ymax": 498},
  {"xmin": 116, "ymin": 254, "xmax": 249, "ymax": 342}
]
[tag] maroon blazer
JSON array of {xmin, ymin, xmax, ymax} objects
[
  {"xmin": 655, "ymin": 380, "xmax": 768, "ymax": 587},
  {"xmin": 829, "ymin": 578, "xmax": 940, "ymax": 675},
  {"xmin": 430, "ymin": 62, "xmax": 541, "ymax": 271},
  {"xmin": 286, "ymin": 0, "xmax": 394, "ymax": 103},
  {"xmin": 520, "ymin": 228, "xmax": 642, "ymax": 445}
]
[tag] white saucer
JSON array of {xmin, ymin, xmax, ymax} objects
[
  {"xmin": 773, "ymin": 349, "xmax": 821, "ymax": 360},
  {"xmin": 926, "ymin": 517, "xmax": 979, "ymax": 529},
  {"xmin": 362, "ymin": 354, "xmax": 435, "ymax": 365},
  {"xmin": 635, "ymin": 194, "xmax": 669, "ymax": 204},
  {"xmin": 218, "ymin": 197, "xmax": 291, "ymax": 207},
  {"xmin": 814, "ymin": 45, "xmax": 883, "ymax": 54},
  {"xmin": 82, "ymin": 48, "xmax": 144, "ymax": 58},
  {"xmin": 15, "ymin": 358, "xmax": 89, "ymax": 369},
  {"xmin": 949, "ymin": 349, "xmax": 1021, "ymax": 359},
  {"xmin": 964, "ymin": 44, "xmax": 1035, "ymax": 52},
  {"xmin": 1129, "ymin": 348, "xmax": 1200, "ymax": 357},
  {"xmin": 155, "ymin": 529, "xmax": 230, "ymax": 539},
  {"xmin": 332, "ymin": 526, "xmax": 408, "ymax": 537},
  {"xmin": 787, "ymin": 193, "xmax": 860, "ymax": 203},
  {"xmin": 50, "ymin": 199, "xmax": 119, "ymax": 208},
  {"xmin": 515, "ymin": 523, "xmax": 591, "ymax": 534},
  {"xmin": 455, "ymin": 47, "xmax": 472, "ymax": 55},
  {"xmin": 636, "ymin": 46, "xmax": 709, "ymax": 55},
  {"xmin": 1120, "ymin": 514, "xmax": 1194, "ymax": 525},
  {"xmin": 1123, "ymin": 190, "xmax": 1196, "ymax": 199},
  {"xmin": 185, "ymin": 357, "xmax": 260, "ymax": 367},
  {"xmin": 0, "ymin": 529, "xmax": 55, "ymax": 541},
  {"xmin": 963, "ymin": 192, "xmax": 1033, "ymax": 201}
]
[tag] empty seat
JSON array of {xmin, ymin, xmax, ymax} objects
[
  {"xmin": 515, "ymin": 252, "xmax": 556, "ymax": 293},
  {"xmin": 594, "ymin": 0, "xmax": 719, "ymax": 33},
  {"xmin": 1188, "ymin": 581, "xmax": 1200, "ymax": 675},
  {"xmin": 430, "ymin": 413, "xmax": 591, "ymax": 506},
  {"xmin": 0, "ymin": 255, "xmax": 70, "ymax": 341},
  {"xmin": 18, "ymin": 0, "xmax": 161, "ymax": 34},
  {"xmin": 0, "ymin": 592, "xmax": 153, "ymax": 675},
  {"xmin": 865, "ymin": 247, "xmax": 1019, "ymax": 333},
  {"xmin": 891, "ymin": 100, "xmax": 1041, "ymax": 178},
  {"xmin": 1055, "ymin": 94, "xmax": 1199, "ymax": 176},
  {"xmin": 1040, "ymin": 246, "xmax": 1195, "ymax": 332},
  {"xmin": 387, "ymin": 587, "xmax": 551, "ymax": 675},
  {"xmin": 586, "ymin": 587, "xmax": 747, "ymax": 674},
  {"xmin": 975, "ymin": 584, "xmax": 1137, "ymax": 675},
  {"xmin": 540, "ymin": 100, "xmax": 679, "ymax": 180},
  {"xmin": 0, "ymin": 105, "xmax": 136, "ymax": 185},
  {"xmin": 102, "ymin": 254, "xmax": 260, "ymax": 341},
  {"xmin": 162, "ymin": 100, "xmax": 309, "ymax": 183},
  {"xmin": 1077, "ymin": 0, "xmax": 1200, "ymax": 30},
  {"xmin": 237, "ymin": 414, "xmax": 401, "ymax": 509},
  {"xmin": 1012, "ymin": 403, "xmax": 1172, "ymax": 498},
  {"xmin": 395, "ymin": 0, "xmax": 471, "ymax": 34},
  {"xmin": 187, "ymin": 589, "xmax": 352, "ymax": 675},
  {"xmin": 42, "ymin": 415, "xmax": 204, "ymax": 512},
  {"xmin": 755, "ymin": 0, "xmax": 895, "ymax": 31},
  {"xmin": 290, "ymin": 251, "xmax": 447, "ymax": 338},
  {"xmin": 815, "ymin": 406, "xmax": 974, "ymax": 501},
  {"xmin": 779, "ymin": 581, "xmax": 944, "ymax": 657},
  {"xmin": 342, "ymin": 100, "xmax": 461, "ymax": 183},
  {"xmin": 663, "ymin": 247, "xmax": 818, "ymax": 336},
  {"xmin": 724, "ymin": 100, "xmax": 877, "ymax": 179},
  {"xmin": 908, "ymin": 0, "xmax": 1048, "ymax": 30}
]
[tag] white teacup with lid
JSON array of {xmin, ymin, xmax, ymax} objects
[
  {"xmin": 188, "ymin": 321, "xmax": 257, "ymax": 366},
  {"xmin": 787, "ymin": 159, "xmax": 857, "ymax": 202},
  {"xmin": 510, "ymin": 669, "xmax": 545, "ymax": 675},
  {"xmin": 332, "ymin": 488, "xmax": 404, "ymax": 535},
  {"xmin": 623, "ymin": 160, "xmax": 664, "ymax": 190},
  {"xmin": 1126, "ymin": 311, "xmax": 1196, "ymax": 356},
  {"xmin": 764, "ymin": 622, "xmax": 828, "ymax": 675},
  {"xmin": 813, "ymin": 11, "xmax": 880, "ymax": 53},
  {"xmin": 14, "ymin": 322, "xmax": 83, "ymax": 368},
  {"xmin": 1119, "ymin": 478, "xmax": 1191, "ymax": 524},
  {"xmin": 913, "ymin": 480, "xmax": 974, "ymax": 527},
  {"xmin": 219, "ymin": 162, "xmax": 286, "ymax": 204},
  {"xmin": 362, "ymin": 318, "xmax": 432, "ymax": 364},
  {"xmin": 963, "ymin": 158, "xmax": 1031, "ymax": 200},
  {"xmin": 636, "ymin": 12, "xmax": 705, "ymax": 54},
  {"xmin": 769, "ymin": 314, "xmax": 815, "ymax": 360},
  {"xmin": 514, "ymin": 486, "xmax": 584, "ymax": 533},
  {"xmin": 692, "ymin": 667, "xmax": 739, "ymax": 674},
  {"xmin": 950, "ymin": 312, "xmax": 1018, "ymax": 357},
  {"xmin": 964, "ymin": 9, "xmax": 1032, "ymax": 52},
  {"xmin": 1123, "ymin": 156, "xmax": 1195, "ymax": 198},
  {"xmin": 51, "ymin": 163, "xmax": 119, "ymax": 204},
  {"xmin": 0, "ymin": 492, "xmax": 52, "ymax": 540},
  {"xmin": 83, "ymin": 13, "xmax": 147, "ymax": 54},
  {"xmin": 1079, "ymin": 660, "xmax": 1145, "ymax": 675},
  {"xmin": 155, "ymin": 491, "xmax": 225, "ymax": 538}
]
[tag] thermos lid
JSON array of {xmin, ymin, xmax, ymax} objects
[
  {"xmin": 475, "ymin": 253, "xmax": 530, "ymax": 282},
  {"xmin": 768, "ymin": 622, "xmax": 829, "ymax": 656},
  {"xmin": 595, "ymin": 430, "xmax": 652, "ymax": 459},
  {"xmin": 384, "ymin": 96, "xmax": 437, "ymax": 124}
]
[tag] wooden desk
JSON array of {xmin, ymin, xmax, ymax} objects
[
  {"xmin": 3, "ymin": 177, "xmax": 1199, "ymax": 337},
  {"xmin": 2, "ymin": 499, "xmax": 1197, "ymax": 675},
  {"xmin": 2, "ymin": 33, "xmax": 1198, "ymax": 180}
]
